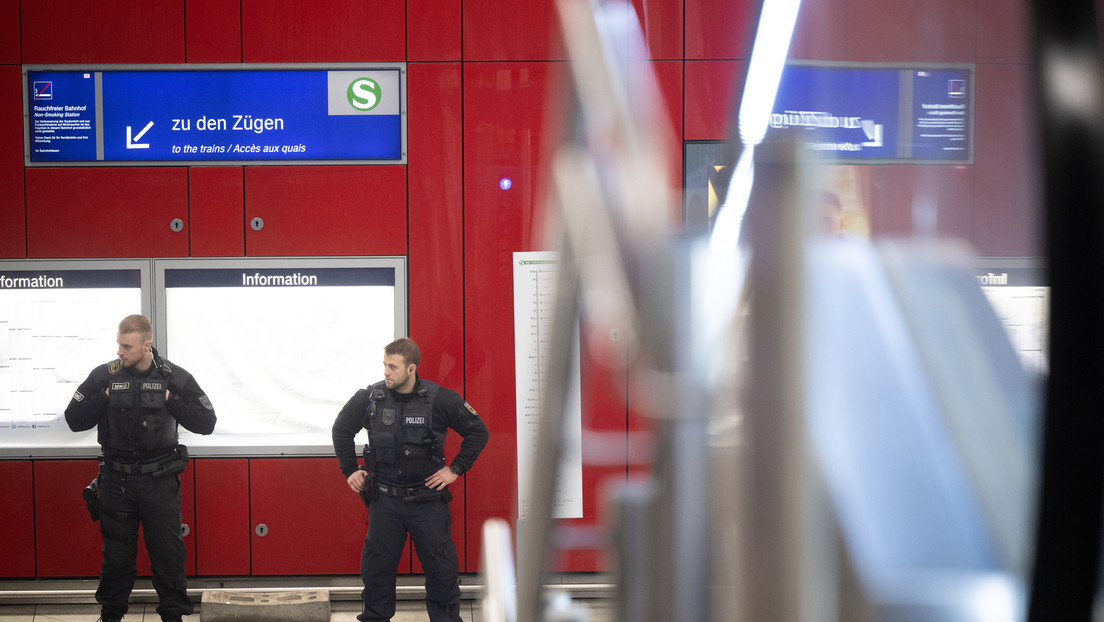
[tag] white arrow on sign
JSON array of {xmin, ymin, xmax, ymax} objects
[{"xmin": 126, "ymin": 121, "xmax": 154, "ymax": 149}]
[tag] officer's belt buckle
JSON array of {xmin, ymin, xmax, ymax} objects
[
  {"xmin": 105, "ymin": 451, "xmax": 181, "ymax": 476},
  {"xmin": 378, "ymin": 484, "xmax": 429, "ymax": 498},
  {"xmin": 107, "ymin": 460, "xmax": 161, "ymax": 475}
]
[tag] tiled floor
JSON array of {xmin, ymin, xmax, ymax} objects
[{"xmin": 0, "ymin": 597, "xmax": 612, "ymax": 622}]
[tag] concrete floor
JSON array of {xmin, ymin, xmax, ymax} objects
[{"xmin": 0, "ymin": 595, "xmax": 613, "ymax": 622}]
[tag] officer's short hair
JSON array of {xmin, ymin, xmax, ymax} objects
[
  {"xmin": 385, "ymin": 338, "xmax": 421, "ymax": 367},
  {"xmin": 119, "ymin": 314, "xmax": 153, "ymax": 343}
]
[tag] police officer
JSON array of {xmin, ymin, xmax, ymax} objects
[
  {"xmin": 65, "ymin": 314, "xmax": 216, "ymax": 622},
  {"xmin": 332, "ymin": 338, "xmax": 489, "ymax": 622}
]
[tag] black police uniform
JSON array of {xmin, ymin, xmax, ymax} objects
[
  {"xmin": 65, "ymin": 352, "xmax": 216, "ymax": 622},
  {"xmin": 332, "ymin": 376, "xmax": 489, "ymax": 622}
]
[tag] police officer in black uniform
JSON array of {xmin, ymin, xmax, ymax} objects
[
  {"xmin": 65, "ymin": 314, "xmax": 216, "ymax": 622},
  {"xmin": 332, "ymin": 337, "xmax": 489, "ymax": 622}
]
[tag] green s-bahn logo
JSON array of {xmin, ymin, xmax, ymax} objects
[{"xmin": 347, "ymin": 78, "xmax": 382, "ymax": 111}]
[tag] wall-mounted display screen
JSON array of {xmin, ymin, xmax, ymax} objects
[
  {"xmin": 155, "ymin": 257, "xmax": 406, "ymax": 456},
  {"xmin": 769, "ymin": 62, "xmax": 974, "ymax": 163},
  {"xmin": 24, "ymin": 64, "xmax": 406, "ymax": 166},
  {"xmin": 0, "ymin": 260, "xmax": 151, "ymax": 456}
]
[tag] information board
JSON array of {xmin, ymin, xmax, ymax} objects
[
  {"xmin": 0, "ymin": 260, "xmax": 151, "ymax": 456},
  {"xmin": 770, "ymin": 63, "xmax": 973, "ymax": 163},
  {"xmin": 973, "ymin": 258, "xmax": 1048, "ymax": 377},
  {"xmin": 24, "ymin": 64, "xmax": 406, "ymax": 166},
  {"xmin": 156, "ymin": 257, "xmax": 406, "ymax": 455}
]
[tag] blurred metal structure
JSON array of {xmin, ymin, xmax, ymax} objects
[
  {"xmin": 1026, "ymin": 0, "xmax": 1104, "ymax": 620},
  {"xmin": 479, "ymin": 0, "xmax": 1045, "ymax": 621}
]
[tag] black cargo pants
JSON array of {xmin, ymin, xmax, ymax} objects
[
  {"xmin": 96, "ymin": 467, "xmax": 191, "ymax": 621},
  {"xmin": 358, "ymin": 492, "xmax": 461, "ymax": 622}
]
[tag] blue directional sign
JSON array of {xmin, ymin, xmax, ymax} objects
[
  {"xmin": 24, "ymin": 65, "xmax": 406, "ymax": 165},
  {"xmin": 769, "ymin": 63, "xmax": 973, "ymax": 163}
]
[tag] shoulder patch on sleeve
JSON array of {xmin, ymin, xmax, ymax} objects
[
  {"xmin": 109, "ymin": 360, "xmax": 121, "ymax": 374},
  {"xmin": 463, "ymin": 402, "xmax": 479, "ymax": 417},
  {"xmin": 72, "ymin": 390, "xmax": 84, "ymax": 402}
]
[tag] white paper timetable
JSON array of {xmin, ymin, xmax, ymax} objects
[{"xmin": 513, "ymin": 251, "xmax": 583, "ymax": 520}]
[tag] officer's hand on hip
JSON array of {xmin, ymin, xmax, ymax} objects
[
  {"xmin": 347, "ymin": 469, "xmax": 368, "ymax": 492},
  {"xmin": 426, "ymin": 466, "xmax": 458, "ymax": 491}
]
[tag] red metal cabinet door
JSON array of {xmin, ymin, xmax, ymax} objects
[
  {"xmin": 243, "ymin": 166, "xmax": 407, "ymax": 257},
  {"xmin": 34, "ymin": 460, "xmax": 103, "ymax": 577},
  {"xmin": 0, "ymin": 461, "xmax": 35, "ymax": 577},
  {"xmin": 189, "ymin": 167, "xmax": 246, "ymax": 258},
  {"xmin": 25, "ymin": 168, "xmax": 190, "ymax": 259},
  {"xmin": 194, "ymin": 458, "xmax": 252, "ymax": 575},
  {"xmin": 250, "ymin": 457, "xmax": 367, "ymax": 575}
]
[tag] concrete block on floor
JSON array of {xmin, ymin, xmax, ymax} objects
[{"xmin": 200, "ymin": 589, "xmax": 331, "ymax": 622}]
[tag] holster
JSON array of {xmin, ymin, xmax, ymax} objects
[
  {"xmin": 82, "ymin": 477, "xmax": 101, "ymax": 522},
  {"xmin": 358, "ymin": 473, "xmax": 379, "ymax": 508}
]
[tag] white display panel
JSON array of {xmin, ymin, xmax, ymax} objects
[
  {"xmin": 973, "ymin": 258, "xmax": 1048, "ymax": 378},
  {"xmin": 155, "ymin": 257, "xmax": 406, "ymax": 456},
  {"xmin": 0, "ymin": 260, "xmax": 151, "ymax": 456}
]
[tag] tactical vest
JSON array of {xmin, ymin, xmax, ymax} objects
[
  {"xmin": 362, "ymin": 380, "xmax": 444, "ymax": 481},
  {"xmin": 102, "ymin": 364, "xmax": 178, "ymax": 454}
]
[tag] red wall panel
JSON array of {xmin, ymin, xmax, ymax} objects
[
  {"xmin": 26, "ymin": 168, "xmax": 190, "ymax": 258},
  {"xmin": 631, "ymin": 0, "xmax": 683, "ymax": 60},
  {"xmin": 408, "ymin": 0, "xmax": 462, "ymax": 61},
  {"xmin": 0, "ymin": 461, "xmax": 35, "ymax": 577},
  {"xmin": 554, "ymin": 324, "xmax": 632, "ymax": 572},
  {"xmin": 789, "ymin": 0, "xmax": 848, "ymax": 61},
  {"xmin": 685, "ymin": 0, "xmax": 759, "ymax": 60},
  {"xmin": 400, "ymin": 61, "xmax": 468, "ymax": 573},
  {"xmin": 0, "ymin": 0, "xmax": 20, "ymax": 64},
  {"xmin": 407, "ymin": 63, "xmax": 464, "ymax": 388},
  {"xmin": 462, "ymin": 61, "xmax": 565, "ymax": 569},
  {"xmin": 977, "ymin": 0, "xmax": 1029, "ymax": 64},
  {"xmin": 648, "ymin": 60, "xmax": 685, "ymax": 227},
  {"xmin": 250, "ymin": 458, "xmax": 366, "ymax": 575},
  {"xmin": 463, "ymin": 0, "xmax": 564, "ymax": 61},
  {"xmin": 864, "ymin": 164, "xmax": 975, "ymax": 240},
  {"xmin": 190, "ymin": 167, "xmax": 245, "ymax": 257},
  {"xmin": 242, "ymin": 0, "xmax": 405, "ymax": 62},
  {"xmin": 20, "ymin": 0, "xmax": 185, "ymax": 64},
  {"xmin": 684, "ymin": 60, "xmax": 745, "ymax": 141},
  {"xmin": 34, "ymin": 460, "xmax": 102, "ymax": 577},
  {"xmin": 187, "ymin": 0, "xmax": 244, "ymax": 63},
  {"xmin": 972, "ymin": 63, "xmax": 1041, "ymax": 256},
  {"xmin": 194, "ymin": 459, "xmax": 251, "ymax": 575},
  {"xmin": 845, "ymin": 0, "xmax": 976, "ymax": 62},
  {"xmin": 243, "ymin": 166, "xmax": 407, "ymax": 257},
  {"xmin": 0, "ymin": 66, "xmax": 25, "ymax": 258}
]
